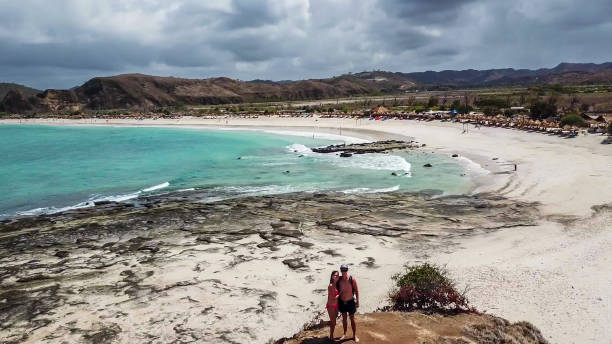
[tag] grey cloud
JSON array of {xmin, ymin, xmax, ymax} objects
[
  {"xmin": 0, "ymin": 40, "xmax": 153, "ymax": 70},
  {"xmin": 381, "ymin": 0, "xmax": 477, "ymax": 23},
  {"xmin": 0, "ymin": 0, "xmax": 610, "ymax": 89},
  {"xmin": 221, "ymin": 0, "xmax": 283, "ymax": 29}
]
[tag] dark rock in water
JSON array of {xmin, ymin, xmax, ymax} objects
[
  {"xmin": 421, "ymin": 144, "xmax": 426, "ymax": 147},
  {"xmin": 283, "ymin": 170, "xmax": 290, "ymax": 174},
  {"xmin": 340, "ymin": 152, "xmax": 353, "ymax": 157},
  {"xmin": 492, "ymin": 157, "xmax": 499, "ymax": 160},
  {"xmin": 237, "ymin": 156, "xmax": 242, "ymax": 160},
  {"xmin": 298, "ymin": 155, "xmax": 304, "ymax": 157},
  {"xmin": 391, "ymin": 172, "xmax": 398, "ymax": 176},
  {"xmin": 93, "ymin": 200, "xmax": 114, "ymax": 206},
  {"xmin": 452, "ymin": 154, "xmax": 459, "ymax": 157},
  {"xmin": 601, "ymin": 136, "xmax": 612, "ymax": 144},
  {"xmin": 423, "ymin": 163, "xmax": 433, "ymax": 167}
]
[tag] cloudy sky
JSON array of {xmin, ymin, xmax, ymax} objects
[{"xmin": 1, "ymin": 0, "xmax": 611, "ymax": 89}]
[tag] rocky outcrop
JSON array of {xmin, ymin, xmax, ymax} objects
[
  {"xmin": 275, "ymin": 312, "xmax": 548, "ymax": 344},
  {"xmin": 312, "ymin": 140, "xmax": 418, "ymax": 154}
]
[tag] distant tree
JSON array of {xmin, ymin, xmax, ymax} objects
[
  {"xmin": 450, "ymin": 99, "xmax": 461, "ymax": 110},
  {"xmin": 482, "ymin": 106, "xmax": 498, "ymax": 116},
  {"xmin": 530, "ymin": 98, "xmax": 558, "ymax": 120},
  {"xmin": 474, "ymin": 97, "xmax": 508, "ymax": 108},
  {"xmin": 427, "ymin": 96, "xmax": 439, "ymax": 108},
  {"xmin": 463, "ymin": 92, "xmax": 471, "ymax": 106},
  {"xmin": 457, "ymin": 104, "xmax": 473, "ymax": 114},
  {"xmin": 569, "ymin": 94, "xmax": 580, "ymax": 110}
]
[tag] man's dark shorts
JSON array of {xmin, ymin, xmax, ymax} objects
[{"xmin": 338, "ymin": 299, "xmax": 356, "ymax": 315}]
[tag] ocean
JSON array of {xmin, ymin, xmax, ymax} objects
[{"xmin": 0, "ymin": 125, "xmax": 480, "ymax": 217}]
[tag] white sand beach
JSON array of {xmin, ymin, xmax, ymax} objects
[{"xmin": 3, "ymin": 116, "xmax": 612, "ymax": 343}]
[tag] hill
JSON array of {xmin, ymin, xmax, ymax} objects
[
  {"xmin": 0, "ymin": 83, "xmax": 41, "ymax": 99},
  {"xmin": 275, "ymin": 312, "xmax": 548, "ymax": 344},
  {"xmin": 1, "ymin": 62, "xmax": 612, "ymax": 113},
  {"xmin": 395, "ymin": 62, "xmax": 612, "ymax": 86}
]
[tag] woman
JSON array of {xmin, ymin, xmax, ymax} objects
[{"xmin": 326, "ymin": 270, "xmax": 340, "ymax": 341}]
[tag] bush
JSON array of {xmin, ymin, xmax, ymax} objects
[
  {"xmin": 530, "ymin": 99, "xmax": 557, "ymax": 120},
  {"xmin": 389, "ymin": 263, "xmax": 474, "ymax": 314},
  {"xmin": 560, "ymin": 114, "xmax": 588, "ymax": 128},
  {"xmin": 474, "ymin": 97, "xmax": 508, "ymax": 109}
]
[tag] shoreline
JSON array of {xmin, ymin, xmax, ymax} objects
[
  {"xmin": 1, "ymin": 117, "xmax": 611, "ymax": 343},
  {"xmin": 0, "ymin": 119, "xmax": 498, "ymax": 219},
  {"xmin": 7, "ymin": 114, "xmax": 607, "ymax": 216},
  {"xmin": 1, "ymin": 117, "xmax": 505, "ymax": 203}
]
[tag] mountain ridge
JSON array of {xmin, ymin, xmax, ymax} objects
[{"xmin": 2, "ymin": 62, "xmax": 612, "ymax": 113}]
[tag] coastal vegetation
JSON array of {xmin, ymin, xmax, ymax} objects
[
  {"xmin": 560, "ymin": 114, "xmax": 588, "ymax": 128},
  {"xmin": 389, "ymin": 263, "xmax": 473, "ymax": 314},
  {"xmin": 530, "ymin": 99, "xmax": 558, "ymax": 120}
]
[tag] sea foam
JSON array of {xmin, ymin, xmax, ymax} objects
[{"xmin": 286, "ymin": 143, "xmax": 412, "ymax": 176}]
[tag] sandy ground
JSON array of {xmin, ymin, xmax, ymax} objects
[{"xmin": 3, "ymin": 116, "xmax": 612, "ymax": 343}]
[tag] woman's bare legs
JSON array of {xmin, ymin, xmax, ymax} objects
[{"xmin": 327, "ymin": 307, "xmax": 337, "ymax": 341}]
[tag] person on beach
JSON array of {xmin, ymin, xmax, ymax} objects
[
  {"xmin": 326, "ymin": 270, "xmax": 340, "ymax": 341},
  {"xmin": 337, "ymin": 264, "xmax": 359, "ymax": 342}
]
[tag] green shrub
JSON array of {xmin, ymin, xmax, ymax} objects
[
  {"xmin": 0, "ymin": 111, "xmax": 8, "ymax": 118},
  {"xmin": 560, "ymin": 114, "xmax": 588, "ymax": 128},
  {"xmin": 530, "ymin": 99, "xmax": 557, "ymax": 120},
  {"xmin": 389, "ymin": 263, "xmax": 474, "ymax": 314}
]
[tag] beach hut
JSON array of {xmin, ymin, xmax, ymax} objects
[{"xmin": 370, "ymin": 106, "xmax": 389, "ymax": 116}]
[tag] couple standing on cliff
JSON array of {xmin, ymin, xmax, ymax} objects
[{"xmin": 326, "ymin": 264, "xmax": 359, "ymax": 342}]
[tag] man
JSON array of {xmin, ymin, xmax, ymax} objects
[{"xmin": 337, "ymin": 264, "xmax": 359, "ymax": 342}]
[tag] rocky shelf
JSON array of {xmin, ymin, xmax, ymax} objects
[
  {"xmin": 311, "ymin": 140, "xmax": 420, "ymax": 154},
  {"xmin": 0, "ymin": 190, "xmax": 540, "ymax": 343}
]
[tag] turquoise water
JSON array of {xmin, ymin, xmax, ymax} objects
[{"xmin": 0, "ymin": 125, "xmax": 475, "ymax": 217}]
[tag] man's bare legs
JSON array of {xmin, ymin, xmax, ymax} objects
[
  {"xmin": 339, "ymin": 313, "xmax": 358, "ymax": 342},
  {"xmin": 340, "ymin": 313, "xmax": 348, "ymax": 340},
  {"xmin": 349, "ymin": 314, "xmax": 358, "ymax": 342}
]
